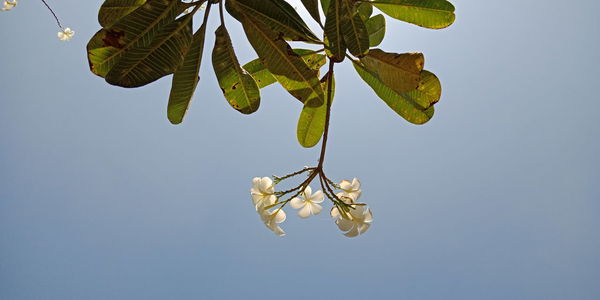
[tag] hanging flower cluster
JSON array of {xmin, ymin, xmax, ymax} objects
[{"xmin": 250, "ymin": 169, "xmax": 373, "ymax": 237}]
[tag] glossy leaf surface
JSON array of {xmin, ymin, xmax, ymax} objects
[
  {"xmin": 227, "ymin": 0, "xmax": 320, "ymax": 43},
  {"xmin": 229, "ymin": 1, "xmax": 324, "ymax": 107},
  {"xmin": 371, "ymin": 0, "xmax": 455, "ymax": 29},
  {"xmin": 340, "ymin": 0, "xmax": 370, "ymax": 57},
  {"xmin": 98, "ymin": 0, "xmax": 147, "ymax": 28},
  {"xmin": 106, "ymin": 17, "xmax": 193, "ymax": 87},
  {"xmin": 297, "ymin": 75, "xmax": 335, "ymax": 148},
  {"xmin": 324, "ymin": 0, "xmax": 346, "ymax": 62},
  {"xmin": 354, "ymin": 62, "xmax": 437, "ymax": 124},
  {"xmin": 365, "ymin": 14, "xmax": 385, "ymax": 47},
  {"xmin": 167, "ymin": 11, "xmax": 210, "ymax": 124},
  {"xmin": 243, "ymin": 49, "xmax": 326, "ymax": 89},
  {"xmin": 212, "ymin": 25, "xmax": 260, "ymax": 114},
  {"xmin": 87, "ymin": 0, "xmax": 180, "ymax": 79},
  {"xmin": 360, "ymin": 49, "xmax": 424, "ymax": 92}
]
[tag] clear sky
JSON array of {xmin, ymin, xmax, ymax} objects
[{"xmin": 1, "ymin": 0, "xmax": 599, "ymax": 299}]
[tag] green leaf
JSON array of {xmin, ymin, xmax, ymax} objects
[
  {"xmin": 87, "ymin": 0, "xmax": 180, "ymax": 79},
  {"xmin": 243, "ymin": 49, "xmax": 326, "ymax": 89},
  {"xmin": 226, "ymin": 0, "xmax": 320, "ymax": 43},
  {"xmin": 212, "ymin": 25, "xmax": 260, "ymax": 114},
  {"xmin": 297, "ymin": 74, "xmax": 335, "ymax": 148},
  {"xmin": 340, "ymin": 0, "xmax": 370, "ymax": 57},
  {"xmin": 360, "ymin": 49, "xmax": 423, "ymax": 93},
  {"xmin": 371, "ymin": 0, "xmax": 456, "ymax": 29},
  {"xmin": 324, "ymin": 0, "xmax": 346, "ymax": 62},
  {"xmin": 87, "ymin": 29, "xmax": 124, "ymax": 77},
  {"xmin": 106, "ymin": 16, "xmax": 193, "ymax": 87},
  {"xmin": 357, "ymin": 2, "xmax": 373, "ymax": 21},
  {"xmin": 365, "ymin": 14, "xmax": 385, "ymax": 47},
  {"xmin": 321, "ymin": 0, "xmax": 331, "ymax": 15},
  {"xmin": 98, "ymin": 0, "xmax": 147, "ymax": 28},
  {"xmin": 411, "ymin": 70, "xmax": 442, "ymax": 107},
  {"xmin": 353, "ymin": 61, "xmax": 436, "ymax": 124},
  {"xmin": 300, "ymin": 0, "xmax": 321, "ymax": 24},
  {"xmin": 229, "ymin": 1, "xmax": 325, "ymax": 107},
  {"xmin": 167, "ymin": 7, "xmax": 211, "ymax": 124}
]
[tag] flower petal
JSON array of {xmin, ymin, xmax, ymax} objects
[
  {"xmin": 273, "ymin": 209, "xmax": 286, "ymax": 223},
  {"xmin": 290, "ymin": 197, "xmax": 305, "ymax": 209},
  {"xmin": 298, "ymin": 204, "xmax": 312, "ymax": 219},
  {"xmin": 358, "ymin": 223, "xmax": 371, "ymax": 235},
  {"xmin": 310, "ymin": 190, "xmax": 324, "ymax": 203},
  {"xmin": 303, "ymin": 186, "xmax": 312, "ymax": 198},
  {"xmin": 339, "ymin": 180, "xmax": 352, "ymax": 191},
  {"xmin": 351, "ymin": 178, "xmax": 361, "ymax": 190},
  {"xmin": 344, "ymin": 226, "xmax": 360, "ymax": 238},
  {"xmin": 363, "ymin": 208, "xmax": 373, "ymax": 223},
  {"xmin": 259, "ymin": 177, "xmax": 274, "ymax": 193},
  {"xmin": 310, "ymin": 203, "xmax": 323, "ymax": 215},
  {"xmin": 336, "ymin": 218, "xmax": 354, "ymax": 232},
  {"xmin": 330, "ymin": 207, "xmax": 340, "ymax": 219}
]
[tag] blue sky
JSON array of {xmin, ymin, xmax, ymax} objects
[{"xmin": 1, "ymin": 0, "xmax": 599, "ymax": 299}]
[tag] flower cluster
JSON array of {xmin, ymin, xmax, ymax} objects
[
  {"xmin": 0, "ymin": 0, "xmax": 16, "ymax": 11},
  {"xmin": 250, "ymin": 171, "xmax": 373, "ymax": 238}
]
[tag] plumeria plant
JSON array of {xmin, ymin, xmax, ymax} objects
[{"xmin": 5, "ymin": 0, "xmax": 457, "ymax": 237}]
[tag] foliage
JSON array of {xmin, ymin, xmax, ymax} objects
[{"xmin": 87, "ymin": 0, "xmax": 456, "ymax": 236}]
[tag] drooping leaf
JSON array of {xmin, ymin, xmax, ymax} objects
[
  {"xmin": 321, "ymin": 0, "xmax": 331, "ymax": 15},
  {"xmin": 98, "ymin": 0, "xmax": 147, "ymax": 28},
  {"xmin": 371, "ymin": 0, "xmax": 455, "ymax": 29},
  {"xmin": 324, "ymin": 0, "xmax": 346, "ymax": 62},
  {"xmin": 360, "ymin": 49, "xmax": 423, "ymax": 92},
  {"xmin": 106, "ymin": 16, "xmax": 193, "ymax": 87},
  {"xmin": 365, "ymin": 14, "xmax": 385, "ymax": 47},
  {"xmin": 409, "ymin": 70, "xmax": 442, "ymax": 108},
  {"xmin": 87, "ymin": 29, "xmax": 124, "ymax": 77},
  {"xmin": 357, "ymin": 2, "xmax": 373, "ymax": 21},
  {"xmin": 297, "ymin": 74, "xmax": 335, "ymax": 148},
  {"xmin": 340, "ymin": 0, "xmax": 370, "ymax": 57},
  {"xmin": 243, "ymin": 49, "xmax": 326, "ymax": 89},
  {"xmin": 87, "ymin": 0, "xmax": 180, "ymax": 79},
  {"xmin": 226, "ymin": 0, "xmax": 320, "ymax": 43},
  {"xmin": 228, "ymin": 1, "xmax": 324, "ymax": 107},
  {"xmin": 167, "ymin": 6, "xmax": 211, "ymax": 124},
  {"xmin": 300, "ymin": 0, "xmax": 321, "ymax": 24},
  {"xmin": 212, "ymin": 25, "xmax": 260, "ymax": 114},
  {"xmin": 353, "ymin": 62, "xmax": 436, "ymax": 124}
]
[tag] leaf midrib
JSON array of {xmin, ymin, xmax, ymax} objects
[
  {"xmin": 243, "ymin": 15, "xmax": 322, "ymax": 103},
  {"xmin": 98, "ymin": 1, "xmax": 179, "ymax": 70}
]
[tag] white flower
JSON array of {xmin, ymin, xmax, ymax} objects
[
  {"xmin": 290, "ymin": 186, "xmax": 324, "ymax": 218},
  {"xmin": 250, "ymin": 177, "xmax": 277, "ymax": 210},
  {"xmin": 0, "ymin": 0, "xmax": 17, "ymax": 11},
  {"xmin": 57, "ymin": 28, "xmax": 75, "ymax": 41},
  {"xmin": 338, "ymin": 178, "xmax": 361, "ymax": 201},
  {"xmin": 331, "ymin": 205, "xmax": 373, "ymax": 238},
  {"xmin": 258, "ymin": 207, "xmax": 286, "ymax": 236}
]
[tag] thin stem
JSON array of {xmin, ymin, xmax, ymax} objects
[
  {"xmin": 218, "ymin": 0, "xmax": 225, "ymax": 26},
  {"xmin": 201, "ymin": 0, "xmax": 212, "ymax": 24},
  {"xmin": 317, "ymin": 59, "xmax": 336, "ymax": 170},
  {"xmin": 274, "ymin": 167, "xmax": 315, "ymax": 184},
  {"xmin": 40, "ymin": 0, "xmax": 62, "ymax": 29}
]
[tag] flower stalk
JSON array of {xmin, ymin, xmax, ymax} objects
[{"xmin": 250, "ymin": 58, "xmax": 373, "ymax": 237}]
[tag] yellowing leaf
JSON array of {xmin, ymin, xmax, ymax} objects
[
  {"xmin": 360, "ymin": 49, "xmax": 424, "ymax": 92},
  {"xmin": 372, "ymin": 0, "xmax": 455, "ymax": 29},
  {"xmin": 212, "ymin": 25, "xmax": 260, "ymax": 114}
]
